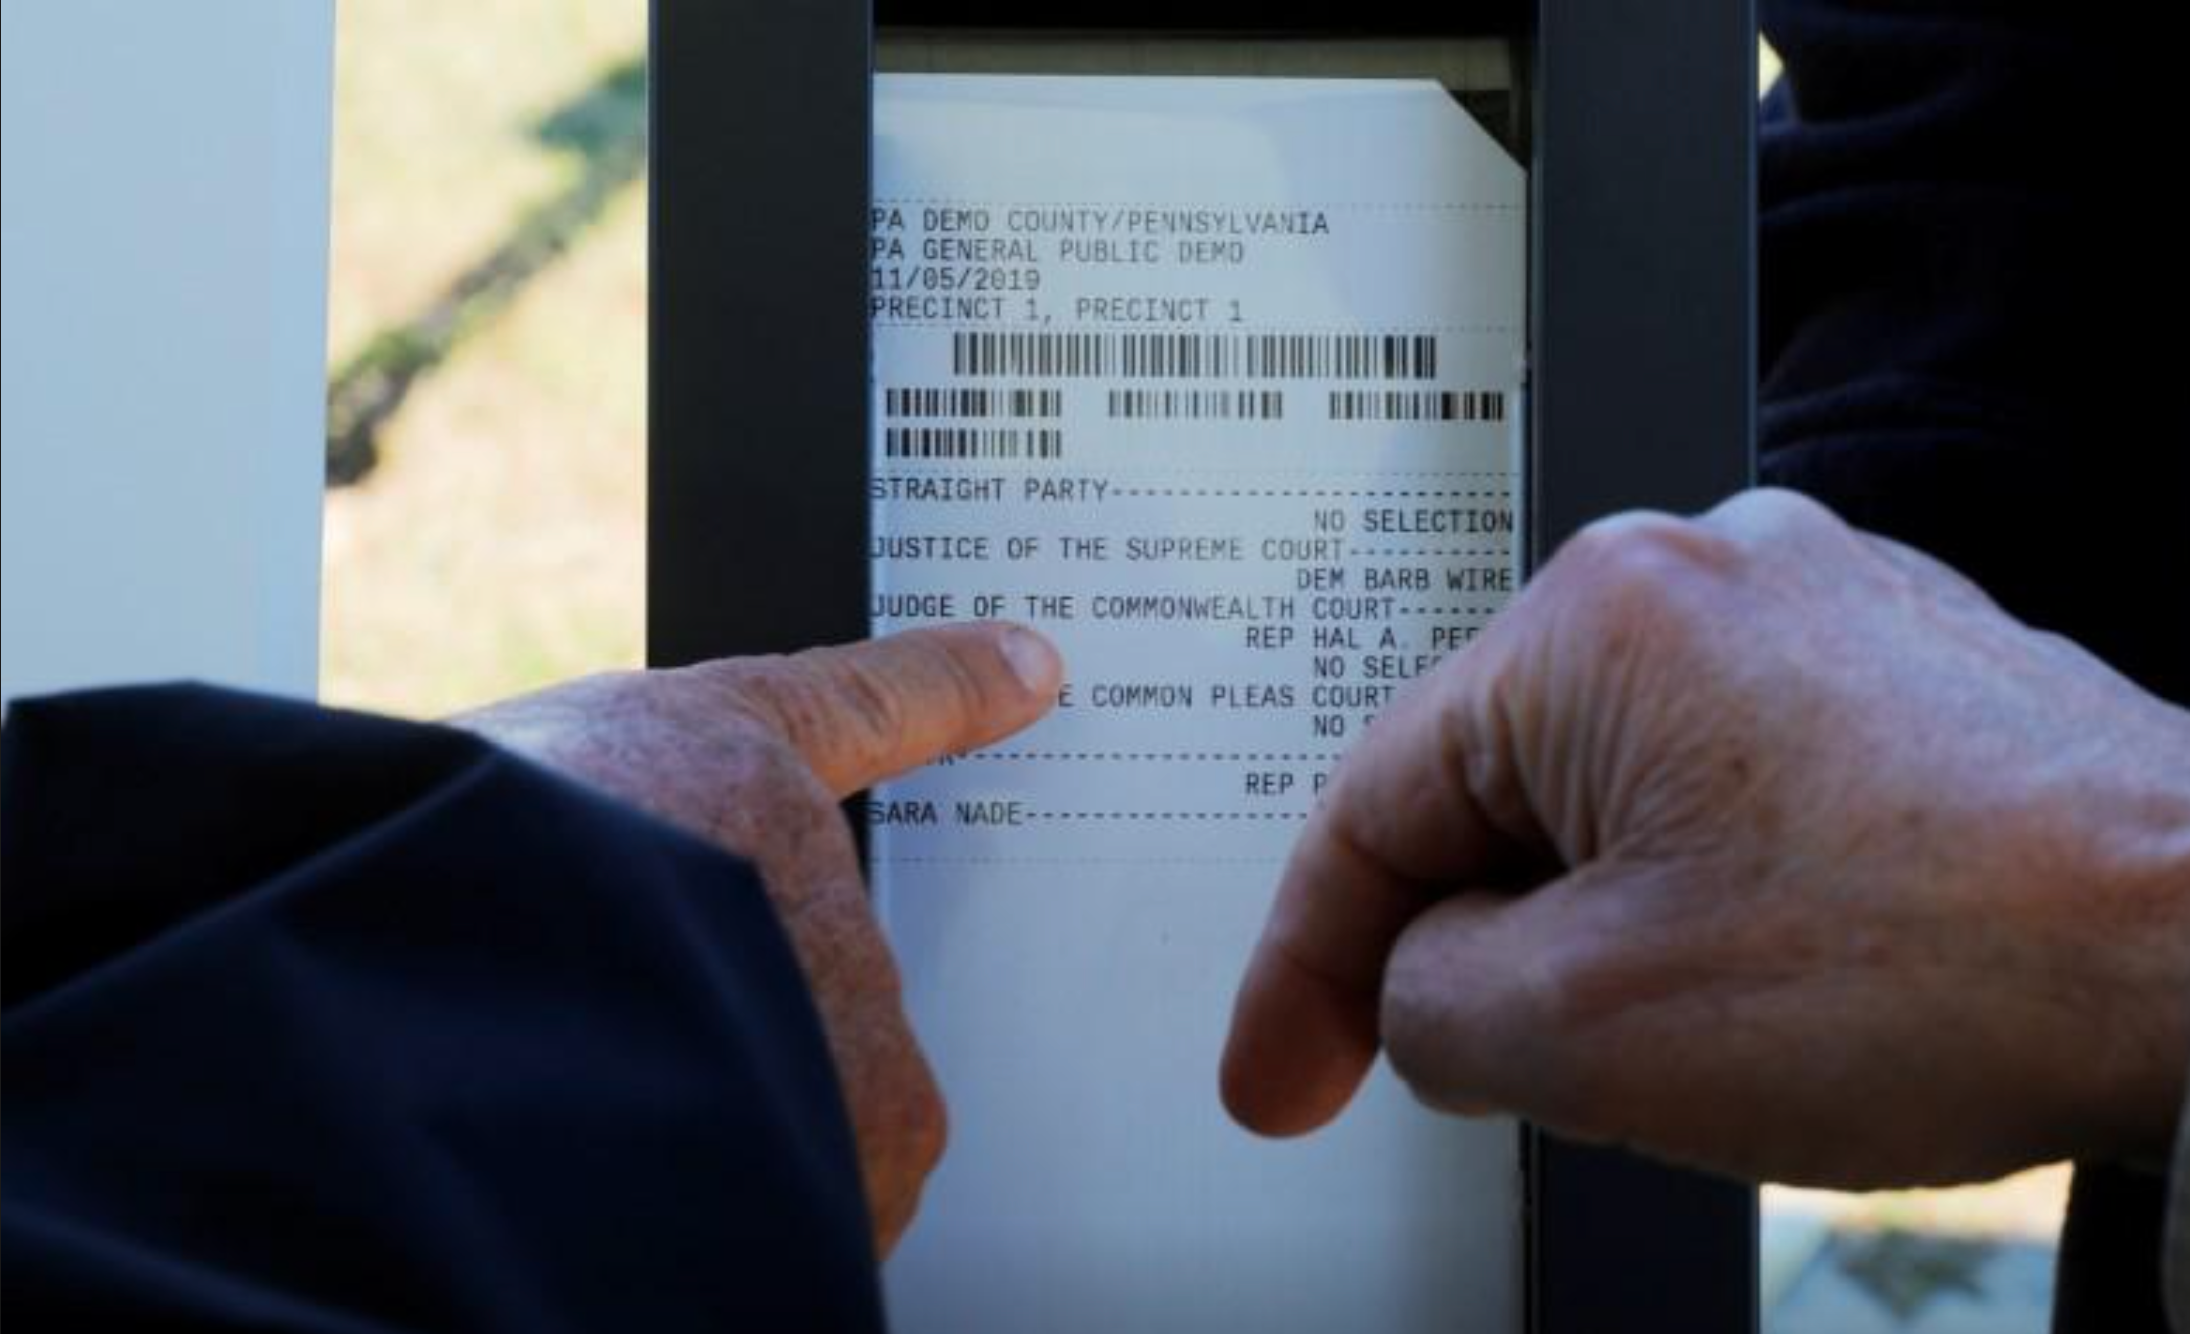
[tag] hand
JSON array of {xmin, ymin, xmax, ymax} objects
[
  {"xmin": 456, "ymin": 622, "xmax": 1063, "ymax": 1252},
  {"xmin": 1222, "ymin": 489, "xmax": 2190, "ymax": 1188}
]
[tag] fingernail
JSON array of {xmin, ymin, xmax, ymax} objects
[{"xmin": 998, "ymin": 626, "xmax": 1062, "ymax": 696}]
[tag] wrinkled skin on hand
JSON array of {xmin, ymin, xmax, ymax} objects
[
  {"xmin": 457, "ymin": 622, "xmax": 1063, "ymax": 1254},
  {"xmin": 1224, "ymin": 489, "xmax": 2190, "ymax": 1189}
]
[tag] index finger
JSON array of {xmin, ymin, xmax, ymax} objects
[
  {"xmin": 719, "ymin": 621, "xmax": 1064, "ymax": 798},
  {"xmin": 1220, "ymin": 636, "xmax": 1547, "ymax": 1137}
]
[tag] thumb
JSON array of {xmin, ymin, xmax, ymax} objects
[
  {"xmin": 1378, "ymin": 863, "xmax": 1675, "ymax": 1133},
  {"xmin": 709, "ymin": 622, "xmax": 1064, "ymax": 797}
]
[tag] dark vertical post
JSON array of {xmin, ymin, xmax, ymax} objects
[
  {"xmin": 649, "ymin": 0, "xmax": 873, "ymax": 667},
  {"xmin": 1527, "ymin": 0, "xmax": 1759, "ymax": 1331},
  {"xmin": 652, "ymin": 0, "xmax": 1760, "ymax": 1323}
]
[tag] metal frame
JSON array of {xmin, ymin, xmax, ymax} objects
[
  {"xmin": 650, "ymin": 0, "xmax": 873, "ymax": 664},
  {"xmin": 1526, "ymin": 4, "xmax": 1758, "ymax": 1332},
  {"xmin": 650, "ymin": 3, "xmax": 1757, "ymax": 1329}
]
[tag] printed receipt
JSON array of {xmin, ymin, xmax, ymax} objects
[{"xmin": 872, "ymin": 77, "xmax": 1524, "ymax": 1333}]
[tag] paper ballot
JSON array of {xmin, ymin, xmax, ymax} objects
[{"xmin": 871, "ymin": 76, "xmax": 1525, "ymax": 1332}]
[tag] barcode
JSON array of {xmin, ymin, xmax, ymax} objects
[
  {"xmin": 952, "ymin": 332, "xmax": 1437, "ymax": 380},
  {"xmin": 1328, "ymin": 390, "xmax": 1509, "ymax": 422},
  {"xmin": 1107, "ymin": 389, "xmax": 1285, "ymax": 421},
  {"xmin": 883, "ymin": 427, "xmax": 1063, "ymax": 460},
  {"xmin": 884, "ymin": 387, "xmax": 1063, "ymax": 419}
]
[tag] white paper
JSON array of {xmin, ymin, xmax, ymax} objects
[{"xmin": 872, "ymin": 75, "xmax": 1526, "ymax": 1333}]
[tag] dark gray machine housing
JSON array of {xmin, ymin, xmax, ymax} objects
[{"xmin": 649, "ymin": 3, "xmax": 1758, "ymax": 1329}]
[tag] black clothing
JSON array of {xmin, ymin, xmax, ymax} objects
[
  {"xmin": 1761, "ymin": 4, "xmax": 2190, "ymax": 1330},
  {"xmin": 2, "ymin": 686, "xmax": 886, "ymax": 1333}
]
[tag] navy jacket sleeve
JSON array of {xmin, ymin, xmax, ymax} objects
[
  {"xmin": 1, "ymin": 684, "xmax": 886, "ymax": 1334},
  {"xmin": 1760, "ymin": 5, "xmax": 2190, "ymax": 1332}
]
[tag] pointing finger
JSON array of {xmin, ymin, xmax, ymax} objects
[
  {"xmin": 1220, "ymin": 638, "xmax": 1553, "ymax": 1136},
  {"xmin": 710, "ymin": 622, "xmax": 1064, "ymax": 798}
]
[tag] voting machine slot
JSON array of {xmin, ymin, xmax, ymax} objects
[
  {"xmin": 864, "ymin": 25, "xmax": 1535, "ymax": 1334},
  {"xmin": 877, "ymin": 31, "xmax": 1531, "ymax": 157},
  {"xmin": 649, "ymin": 3, "xmax": 1759, "ymax": 1329}
]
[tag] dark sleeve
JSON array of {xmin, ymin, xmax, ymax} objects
[
  {"xmin": 1, "ymin": 684, "xmax": 885, "ymax": 1334},
  {"xmin": 1759, "ymin": 6, "xmax": 2190, "ymax": 1333},
  {"xmin": 1759, "ymin": 0, "xmax": 2190, "ymax": 698}
]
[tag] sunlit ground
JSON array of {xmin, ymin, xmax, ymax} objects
[
  {"xmin": 321, "ymin": 0, "xmax": 646, "ymax": 716},
  {"xmin": 319, "ymin": 11, "xmax": 2068, "ymax": 1325}
]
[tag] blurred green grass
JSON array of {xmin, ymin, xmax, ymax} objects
[{"xmin": 320, "ymin": 0, "xmax": 647, "ymax": 717}]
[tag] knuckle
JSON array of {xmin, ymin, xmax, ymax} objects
[
  {"xmin": 930, "ymin": 644, "xmax": 997, "ymax": 727},
  {"xmin": 887, "ymin": 636, "xmax": 1000, "ymax": 736},
  {"xmin": 726, "ymin": 652, "xmax": 900, "ymax": 777},
  {"xmin": 678, "ymin": 656, "xmax": 802, "ymax": 739},
  {"xmin": 747, "ymin": 657, "xmax": 843, "ymax": 734},
  {"xmin": 548, "ymin": 667, "xmax": 660, "ymax": 732},
  {"xmin": 1551, "ymin": 511, "xmax": 1740, "ymax": 646},
  {"xmin": 793, "ymin": 641, "xmax": 981, "ymax": 770},
  {"xmin": 1705, "ymin": 489, "xmax": 1863, "ymax": 578},
  {"xmin": 1564, "ymin": 511, "xmax": 1730, "ymax": 588},
  {"xmin": 676, "ymin": 653, "xmax": 789, "ymax": 698},
  {"xmin": 1707, "ymin": 485, "xmax": 1837, "ymax": 536},
  {"xmin": 808, "ymin": 647, "xmax": 913, "ymax": 746}
]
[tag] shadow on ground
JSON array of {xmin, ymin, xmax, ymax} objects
[
  {"xmin": 1771, "ymin": 1228, "xmax": 2053, "ymax": 1334},
  {"xmin": 326, "ymin": 55, "xmax": 645, "ymax": 486}
]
